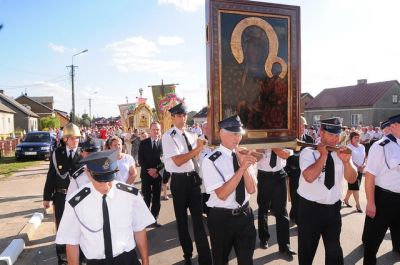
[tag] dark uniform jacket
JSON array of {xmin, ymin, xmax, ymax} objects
[
  {"xmin": 138, "ymin": 138, "xmax": 163, "ymax": 179},
  {"xmin": 43, "ymin": 147, "xmax": 81, "ymax": 201}
]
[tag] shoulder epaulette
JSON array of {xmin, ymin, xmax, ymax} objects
[
  {"xmin": 170, "ymin": 130, "xmax": 176, "ymax": 137},
  {"xmin": 387, "ymin": 134, "xmax": 397, "ymax": 143},
  {"xmin": 68, "ymin": 187, "xmax": 91, "ymax": 207},
  {"xmin": 379, "ymin": 139, "xmax": 390, "ymax": 147},
  {"xmin": 116, "ymin": 182, "xmax": 138, "ymax": 195},
  {"xmin": 209, "ymin": 151, "xmax": 222, "ymax": 162},
  {"xmin": 71, "ymin": 166, "xmax": 85, "ymax": 179}
]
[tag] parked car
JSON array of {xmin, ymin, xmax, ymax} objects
[{"xmin": 15, "ymin": 131, "xmax": 56, "ymax": 160}]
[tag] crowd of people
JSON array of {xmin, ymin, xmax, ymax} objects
[{"xmin": 42, "ymin": 109, "xmax": 399, "ymax": 265}]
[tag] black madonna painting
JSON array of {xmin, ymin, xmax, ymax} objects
[{"xmin": 206, "ymin": 0, "xmax": 300, "ymax": 144}]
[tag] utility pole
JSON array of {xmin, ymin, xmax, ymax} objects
[
  {"xmin": 125, "ymin": 96, "xmax": 128, "ymax": 104},
  {"xmin": 66, "ymin": 64, "xmax": 77, "ymax": 123},
  {"xmin": 89, "ymin": 98, "xmax": 92, "ymax": 118}
]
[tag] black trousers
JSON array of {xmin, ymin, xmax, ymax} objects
[
  {"xmin": 170, "ymin": 172, "xmax": 212, "ymax": 265},
  {"xmin": 288, "ymin": 172, "xmax": 300, "ymax": 223},
  {"xmin": 257, "ymin": 170, "xmax": 290, "ymax": 249},
  {"xmin": 298, "ymin": 196, "xmax": 343, "ymax": 265},
  {"xmin": 363, "ymin": 187, "xmax": 400, "ymax": 265},
  {"xmin": 208, "ymin": 207, "xmax": 256, "ymax": 265},
  {"xmin": 141, "ymin": 175, "xmax": 162, "ymax": 219},
  {"xmin": 86, "ymin": 249, "xmax": 140, "ymax": 265}
]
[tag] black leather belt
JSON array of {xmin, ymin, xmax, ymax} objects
[
  {"xmin": 172, "ymin": 171, "xmax": 197, "ymax": 177},
  {"xmin": 376, "ymin": 186, "xmax": 400, "ymax": 196},
  {"xmin": 55, "ymin": 188, "xmax": 67, "ymax": 194},
  {"xmin": 259, "ymin": 169, "xmax": 286, "ymax": 176},
  {"xmin": 213, "ymin": 202, "xmax": 250, "ymax": 216}
]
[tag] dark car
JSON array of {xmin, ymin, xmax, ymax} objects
[{"xmin": 15, "ymin": 131, "xmax": 56, "ymax": 160}]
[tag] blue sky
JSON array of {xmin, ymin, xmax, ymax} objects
[{"xmin": 1, "ymin": 0, "xmax": 400, "ymax": 118}]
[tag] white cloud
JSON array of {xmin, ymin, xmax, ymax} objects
[
  {"xmin": 157, "ymin": 36, "xmax": 185, "ymax": 46},
  {"xmin": 106, "ymin": 36, "xmax": 183, "ymax": 76},
  {"xmin": 48, "ymin": 43, "xmax": 66, "ymax": 53},
  {"xmin": 157, "ymin": 0, "xmax": 204, "ymax": 12}
]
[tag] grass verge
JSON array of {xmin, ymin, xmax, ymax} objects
[{"xmin": 0, "ymin": 156, "xmax": 41, "ymax": 179}]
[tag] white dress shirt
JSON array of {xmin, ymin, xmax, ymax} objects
[
  {"xmin": 347, "ymin": 143, "xmax": 366, "ymax": 167},
  {"xmin": 162, "ymin": 126, "xmax": 198, "ymax": 173},
  {"xmin": 67, "ymin": 170, "xmax": 90, "ymax": 197},
  {"xmin": 56, "ymin": 181, "xmax": 154, "ymax": 259},
  {"xmin": 365, "ymin": 136, "xmax": 400, "ymax": 193},
  {"xmin": 202, "ymin": 145, "xmax": 257, "ymax": 209},
  {"xmin": 297, "ymin": 147, "xmax": 350, "ymax": 204},
  {"xmin": 257, "ymin": 148, "xmax": 292, "ymax": 172},
  {"xmin": 114, "ymin": 154, "xmax": 135, "ymax": 184}
]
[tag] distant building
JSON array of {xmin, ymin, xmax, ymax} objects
[
  {"xmin": 193, "ymin": 107, "xmax": 207, "ymax": 125},
  {"xmin": 54, "ymin": 109, "xmax": 70, "ymax": 128},
  {"xmin": 0, "ymin": 102, "xmax": 16, "ymax": 138},
  {"xmin": 15, "ymin": 94, "xmax": 54, "ymax": 118},
  {"xmin": 305, "ymin": 79, "xmax": 400, "ymax": 127},
  {"xmin": 300, "ymin": 92, "xmax": 314, "ymax": 115},
  {"xmin": 0, "ymin": 90, "xmax": 39, "ymax": 132}
]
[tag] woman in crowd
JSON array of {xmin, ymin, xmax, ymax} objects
[
  {"xmin": 110, "ymin": 135, "xmax": 137, "ymax": 185},
  {"xmin": 343, "ymin": 131, "xmax": 366, "ymax": 212}
]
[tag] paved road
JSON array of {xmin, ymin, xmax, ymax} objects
[{"xmin": 1, "ymin": 163, "xmax": 399, "ymax": 265}]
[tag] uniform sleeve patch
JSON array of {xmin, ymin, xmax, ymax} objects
[
  {"xmin": 208, "ymin": 151, "xmax": 222, "ymax": 162},
  {"xmin": 68, "ymin": 187, "xmax": 91, "ymax": 207},
  {"xmin": 116, "ymin": 183, "xmax": 138, "ymax": 195}
]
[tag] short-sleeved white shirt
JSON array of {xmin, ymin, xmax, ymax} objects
[
  {"xmin": 257, "ymin": 148, "xmax": 293, "ymax": 172},
  {"xmin": 161, "ymin": 126, "xmax": 197, "ymax": 173},
  {"xmin": 67, "ymin": 171, "xmax": 90, "ymax": 197},
  {"xmin": 114, "ymin": 154, "xmax": 135, "ymax": 183},
  {"xmin": 297, "ymin": 147, "xmax": 349, "ymax": 204},
  {"xmin": 365, "ymin": 136, "xmax": 400, "ymax": 193},
  {"xmin": 347, "ymin": 143, "xmax": 366, "ymax": 167},
  {"xmin": 201, "ymin": 145, "xmax": 257, "ymax": 209},
  {"xmin": 56, "ymin": 181, "xmax": 154, "ymax": 259}
]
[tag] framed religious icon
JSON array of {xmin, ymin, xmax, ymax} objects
[{"xmin": 206, "ymin": 0, "xmax": 300, "ymax": 145}]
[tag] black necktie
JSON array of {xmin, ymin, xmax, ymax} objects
[
  {"xmin": 68, "ymin": 150, "xmax": 73, "ymax": 164},
  {"xmin": 102, "ymin": 195, "xmax": 113, "ymax": 264},
  {"xmin": 182, "ymin": 133, "xmax": 192, "ymax": 151},
  {"xmin": 152, "ymin": 140, "xmax": 157, "ymax": 152},
  {"xmin": 232, "ymin": 152, "xmax": 245, "ymax": 205},
  {"xmin": 269, "ymin": 151, "xmax": 277, "ymax": 168},
  {"xmin": 324, "ymin": 152, "xmax": 335, "ymax": 190}
]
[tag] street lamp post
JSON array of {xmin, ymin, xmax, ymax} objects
[
  {"xmin": 89, "ymin": 91, "xmax": 98, "ymax": 119},
  {"xmin": 67, "ymin": 49, "xmax": 88, "ymax": 123}
]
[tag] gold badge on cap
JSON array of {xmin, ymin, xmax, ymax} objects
[
  {"xmin": 58, "ymin": 165, "xmax": 63, "ymax": 170},
  {"xmin": 102, "ymin": 159, "xmax": 110, "ymax": 170}
]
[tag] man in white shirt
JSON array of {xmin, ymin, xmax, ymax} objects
[
  {"xmin": 363, "ymin": 114, "xmax": 400, "ymax": 264},
  {"xmin": 56, "ymin": 150, "xmax": 154, "ymax": 265},
  {"xmin": 298, "ymin": 117, "xmax": 357, "ymax": 265},
  {"xmin": 161, "ymin": 103, "xmax": 212, "ymax": 265},
  {"xmin": 202, "ymin": 115, "xmax": 258, "ymax": 265}
]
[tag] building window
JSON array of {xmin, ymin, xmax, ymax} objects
[
  {"xmin": 351, "ymin": 114, "xmax": 363, "ymax": 126},
  {"xmin": 313, "ymin": 115, "xmax": 321, "ymax": 125},
  {"xmin": 393, "ymin": 94, "xmax": 398, "ymax": 103}
]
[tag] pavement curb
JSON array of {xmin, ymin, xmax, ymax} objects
[{"xmin": 0, "ymin": 208, "xmax": 50, "ymax": 265}]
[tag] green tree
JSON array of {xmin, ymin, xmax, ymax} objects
[
  {"xmin": 186, "ymin": 111, "xmax": 197, "ymax": 126},
  {"xmin": 39, "ymin": 116, "xmax": 60, "ymax": 130}
]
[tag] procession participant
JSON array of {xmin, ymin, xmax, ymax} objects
[
  {"xmin": 56, "ymin": 150, "xmax": 154, "ymax": 265},
  {"xmin": 363, "ymin": 114, "xmax": 400, "ymax": 265},
  {"xmin": 286, "ymin": 116, "xmax": 313, "ymax": 224},
  {"xmin": 138, "ymin": 122, "xmax": 164, "ymax": 227},
  {"xmin": 342, "ymin": 131, "xmax": 366, "ymax": 212},
  {"xmin": 298, "ymin": 117, "xmax": 357, "ymax": 265},
  {"xmin": 161, "ymin": 103, "xmax": 212, "ymax": 265},
  {"xmin": 198, "ymin": 121, "xmax": 213, "ymax": 216},
  {"xmin": 109, "ymin": 136, "xmax": 137, "ymax": 185},
  {"xmin": 201, "ymin": 115, "xmax": 258, "ymax": 265},
  {"xmin": 43, "ymin": 122, "xmax": 82, "ymax": 265},
  {"xmin": 256, "ymin": 143, "xmax": 295, "ymax": 258},
  {"xmin": 66, "ymin": 139, "xmax": 100, "ymax": 197}
]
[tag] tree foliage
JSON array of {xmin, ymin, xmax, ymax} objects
[{"xmin": 39, "ymin": 116, "xmax": 60, "ymax": 130}]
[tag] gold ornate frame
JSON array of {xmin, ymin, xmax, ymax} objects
[{"xmin": 206, "ymin": 0, "xmax": 300, "ymax": 145}]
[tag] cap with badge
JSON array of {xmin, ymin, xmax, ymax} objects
[
  {"xmin": 81, "ymin": 139, "xmax": 100, "ymax": 153},
  {"xmin": 320, "ymin": 117, "xmax": 343, "ymax": 135},
  {"xmin": 218, "ymin": 115, "xmax": 245, "ymax": 134},
  {"xmin": 380, "ymin": 120, "xmax": 390, "ymax": 130},
  {"xmin": 80, "ymin": 149, "xmax": 119, "ymax": 182},
  {"xmin": 168, "ymin": 102, "xmax": 187, "ymax": 115},
  {"xmin": 388, "ymin": 114, "xmax": 400, "ymax": 125}
]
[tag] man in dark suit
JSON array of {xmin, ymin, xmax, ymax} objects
[
  {"xmin": 43, "ymin": 123, "xmax": 82, "ymax": 265},
  {"xmin": 138, "ymin": 122, "xmax": 163, "ymax": 227}
]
